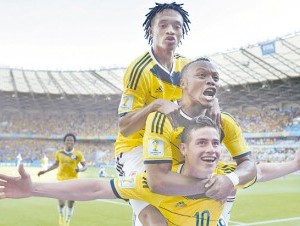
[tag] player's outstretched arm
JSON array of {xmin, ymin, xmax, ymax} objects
[
  {"xmin": 0, "ymin": 164, "xmax": 116, "ymax": 201},
  {"xmin": 257, "ymin": 148, "xmax": 300, "ymax": 182}
]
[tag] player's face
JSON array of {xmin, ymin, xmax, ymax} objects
[
  {"xmin": 64, "ymin": 136, "xmax": 75, "ymax": 151},
  {"xmin": 181, "ymin": 127, "xmax": 221, "ymax": 178},
  {"xmin": 150, "ymin": 9, "xmax": 183, "ymax": 52},
  {"xmin": 181, "ymin": 61, "xmax": 219, "ymax": 108}
]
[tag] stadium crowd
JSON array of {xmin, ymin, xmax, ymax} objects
[
  {"xmin": 0, "ymin": 111, "xmax": 118, "ymax": 136},
  {"xmin": 1, "ymin": 107, "xmax": 299, "ymax": 136},
  {"xmin": 0, "ymin": 106, "xmax": 299, "ymax": 165},
  {"xmin": 233, "ymin": 106, "xmax": 300, "ymax": 133}
]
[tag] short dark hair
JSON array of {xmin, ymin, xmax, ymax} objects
[
  {"xmin": 63, "ymin": 133, "xmax": 76, "ymax": 142},
  {"xmin": 143, "ymin": 2, "xmax": 191, "ymax": 45},
  {"xmin": 181, "ymin": 116, "xmax": 220, "ymax": 143},
  {"xmin": 181, "ymin": 57, "xmax": 211, "ymax": 79}
]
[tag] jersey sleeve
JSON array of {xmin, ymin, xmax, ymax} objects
[
  {"xmin": 78, "ymin": 151, "xmax": 85, "ymax": 162},
  {"xmin": 55, "ymin": 150, "xmax": 60, "ymax": 162},
  {"xmin": 118, "ymin": 54, "xmax": 151, "ymax": 117},
  {"xmin": 221, "ymin": 113, "xmax": 250, "ymax": 159},
  {"xmin": 143, "ymin": 112, "xmax": 174, "ymax": 164},
  {"xmin": 110, "ymin": 173, "xmax": 163, "ymax": 207}
]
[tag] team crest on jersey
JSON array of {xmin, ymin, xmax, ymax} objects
[
  {"xmin": 119, "ymin": 176, "xmax": 136, "ymax": 188},
  {"xmin": 71, "ymin": 154, "xmax": 77, "ymax": 159},
  {"xmin": 148, "ymin": 139, "xmax": 164, "ymax": 157},
  {"xmin": 119, "ymin": 94, "xmax": 133, "ymax": 112}
]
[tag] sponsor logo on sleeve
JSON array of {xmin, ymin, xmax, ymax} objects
[
  {"xmin": 119, "ymin": 94, "xmax": 134, "ymax": 112},
  {"xmin": 148, "ymin": 139, "xmax": 164, "ymax": 157},
  {"xmin": 119, "ymin": 176, "xmax": 136, "ymax": 188}
]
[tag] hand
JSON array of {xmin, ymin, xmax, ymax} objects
[
  {"xmin": 204, "ymin": 98, "xmax": 221, "ymax": 127},
  {"xmin": 205, "ymin": 175, "xmax": 234, "ymax": 201},
  {"xmin": 0, "ymin": 164, "xmax": 33, "ymax": 199},
  {"xmin": 37, "ymin": 170, "xmax": 45, "ymax": 177},
  {"xmin": 152, "ymin": 99, "xmax": 180, "ymax": 115}
]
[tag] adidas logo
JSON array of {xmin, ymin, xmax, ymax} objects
[
  {"xmin": 175, "ymin": 201, "xmax": 187, "ymax": 207},
  {"xmin": 156, "ymin": 86, "xmax": 163, "ymax": 92}
]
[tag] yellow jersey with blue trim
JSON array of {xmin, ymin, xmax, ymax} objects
[
  {"xmin": 143, "ymin": 109, "xmax": 250, "ymax": 165},
  {"xmin": 111, "ymin": 164, "xmax": 225, "ymax": 226},
  {"xmin": 111, "ymin": 163, "xmax": 254, "ymax": 226},
  {"xmin": 55, "ymin": 149, "xmax": 84, "ymax": 181},
  {"xmin": 114, "ymin": 50, "xmax": 190, "ymax": 156}
]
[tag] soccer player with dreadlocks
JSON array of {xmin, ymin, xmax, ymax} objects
[{"xmin": 115, "ymin": 2, "xmax": 193, "ymax": 225}]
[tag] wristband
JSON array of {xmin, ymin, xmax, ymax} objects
[{"xmin": 226, "ymin": 172, "xmax": 239, "ymax": 186}]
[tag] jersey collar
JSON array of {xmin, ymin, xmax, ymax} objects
[
  {"xmin": 149, "ymin": 48, "xmax": 174, "ymax": 75},
  {"xmin": 64, "ymin": 148, "xmax": 74, "ymax": 154},
  {"xmin": 174, "ymin": 99, "xmax": 193, "ymax": 121}
]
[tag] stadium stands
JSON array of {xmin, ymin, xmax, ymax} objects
[{"xmin": 0, "ymin": 32, "xmax": 299, "ymax": 167}]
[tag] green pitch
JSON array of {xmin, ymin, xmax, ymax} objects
[{"xmin": 0, "ymin": 166, "xmax": 299, "ymax": 226}]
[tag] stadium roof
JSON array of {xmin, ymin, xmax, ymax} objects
[{"xmin": 0, "ymin": 32, "xmax": 299, "ymax": 112}]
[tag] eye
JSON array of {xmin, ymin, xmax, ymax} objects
[
  {"xmin": 195, "ymin": 73, "xmax": 206, "ymax": 79},
  {"xmin": 212, "ymin": 141, "xmax": 220, "ymax": 147},
  {"xmin": 213, "ymin": 75, "xmax": 219, "ymax": 82},
  {"xmin": 196, "ymin": 140, "xmax": 207, "ymax": 146},
  {"xmin": 159, "ymin": 23, "xmax": 167, "ymax": 28},
  {"xmin": 174, "ymin": 24, "xmax": 182, "ymax": 29}
]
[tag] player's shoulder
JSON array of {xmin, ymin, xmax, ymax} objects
[
  {"xmin": 127, "ymin": 51, "xmax": 152, "ymax": 68},
  {"xmin": 221, "ymin": 111, "xmax": 240, "ymax": 126},
  {"xmin": 148, "ymin": 111, "xmax": 168, "ymax": 120},
  {"xmin": 215, "ymin": 161, "xmax": 237, "ymax": 174},
  {"xmin": 146, "ymin": 111, "xmax": 172, "ymax": 133},
  {"xmin": 174, "ymin": 53, "xmax": 190, "ymax": 65},
  {"xmin": 73, "ymin": 149, "xmax": 83, "ymax": 155},
  {"xmin": 174, "ymin": 53, "xmax": 189, "ymax": 60}
]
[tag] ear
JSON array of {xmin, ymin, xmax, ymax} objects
[
  {"xmin": 180, "ymin": 143, "xmax": 187, "ymax": 156},
  {"xmin": 148, "ymin": 27, "xmax": 153, "ymax": 37},
  {"xmin": 180, "ymin": 78, "xmax": 186, "ymax": 89}
]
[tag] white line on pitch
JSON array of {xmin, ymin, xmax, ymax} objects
[
  {"xmin": 229, "ymin": 216, "xmax": 300, "ymax": 225},
  {"xmin": 97, "ymin": 199, "xmax": 130, "ymax": 206}
]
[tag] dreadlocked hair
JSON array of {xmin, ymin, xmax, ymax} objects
[{"xmin": 143, "ymin": 2, "xmax": 191, "ymax": 44}]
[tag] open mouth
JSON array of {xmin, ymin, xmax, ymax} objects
[
  {"xmin": 165, "ymin": 36, "xmax": 175, "ymax": 41},
  {"xmin": 203, "ymin": 88, "xmax": 216, "ymax": 98},
  {"xmin": 201, "ymin": 156, "xmax": 216, "ymax": 163}
]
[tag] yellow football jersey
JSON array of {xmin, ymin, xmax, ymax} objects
[
  {"xmin": 111, "ymin": 164, "xmax": 227, "ymax": 226},
  {"xmin": 143, "ymin": 109, "xmax": 250, "ymax": 165},
  {"xmin": 114, "ymin": 50, "xmax": 190, "ymax": 156},
  {"xmin": 55, "ymin": 149, "xmax": 84, "ymax": 180}
]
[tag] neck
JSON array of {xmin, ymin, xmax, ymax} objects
[
  {"xmin": 65, "ymin": 148, "xmax": 73, "ymax": 153},
  {"xmin": 179, "ymin": 98, "xmax": 207, "ymax": 118},
  {"xmin": 152, "ymin": 47, "xmax": 174, "ymax": 71},
  {"xmin": 181, "ymin": 163, "xmax": 212, "ymax": 180}
]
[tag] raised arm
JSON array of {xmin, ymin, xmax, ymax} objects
[
  {"xmin": 0, "ymin": 165, "xmax": 116, "ymax": 201},
  {"xmin": 257, "ymin": 148, "xmax": 300, "ymax": 182}
]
